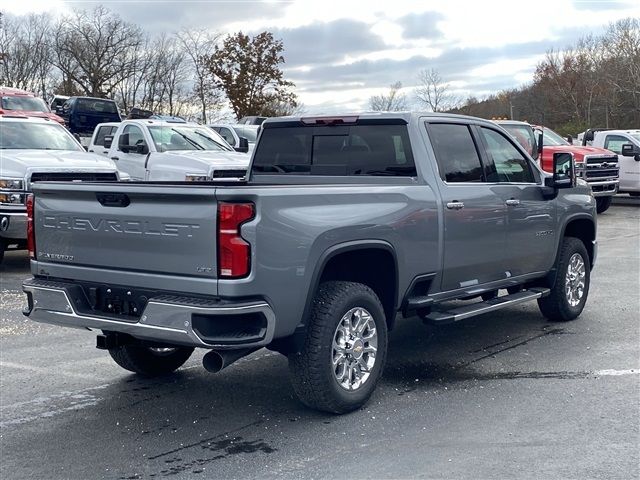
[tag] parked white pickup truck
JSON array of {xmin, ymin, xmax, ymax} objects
[
  {"xmin": 0, "ymin": 115, "xmax": 123, "ymax": 263},
  {"xmin": 583, "ymin": 129, "xmax": 640, "ymax": 197},
  {"xmin": 88, "ymin": 119, "xmax": 250, "ymax": 181}
]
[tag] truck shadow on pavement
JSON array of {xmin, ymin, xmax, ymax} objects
[{"xmin": 7, "ymin": 306, "xmax": 578, "ymax": 479}]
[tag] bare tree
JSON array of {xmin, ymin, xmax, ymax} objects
[
  {"xmin": 368, "ymin": 81, "xmax": 407, "ymax": 111},
  {"xmin": 53, "ymin": 6, "xmax": 144, "ymax": 97},
  {"xmin": 176, "ymin": 29, "xmax": 222, "ymax": 123},
  {"xmin": 0, "ymin": 13, "xmax": 54, "ymax": 97},
  {"xmin": 415, "ymin": 68, "xmax": 457, "ymax": 112}
]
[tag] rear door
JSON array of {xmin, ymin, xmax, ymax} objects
[
  {"xmin": 426, "ymin": 122, "xmax": 508, "ymax": 292},
  {"xmin": 476, "ymin": 125, "xmax": 556, "ymax": 276},
  {"xmin": 33, "ymin": 183, "xmax": 219, "ymax": 290}
]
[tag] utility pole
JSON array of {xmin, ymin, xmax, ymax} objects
[{"xmin": 510, "ymin": 102, "xmax": 515, "ymax": 120}]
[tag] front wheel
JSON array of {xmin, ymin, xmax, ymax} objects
[
  {"xmin": 595, "ymin": 196, "xmax": 612, "ymax": 214},
  {"xmin": 538, "ymin": 237, "xmax": 590, "ymax": 322},
  {"xmin": 108, "ymin": 344, "xmax": 194, "ymax": 376},
  {"xmin": 288, "ymin": 281, "xmax": 388, "ymax": 414}
]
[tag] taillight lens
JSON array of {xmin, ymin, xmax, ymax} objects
[
  {"xmin": 218, "ymin": 202, "xmax": 254, "ymax": 278},
  {"xmin": 26, "ymin": 194, "xmax": 35, "ymax": 259}
]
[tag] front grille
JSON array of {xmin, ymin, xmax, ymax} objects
[
  {"xmin": 30, "ymin": 172, "xmax": 118, "ymax": 183},
  {"xmin": 586, "ymin": 168, "xmax": 619, "ymax": 179},
  {"xmin": 585, "ymin": 156, "xmax": 618, "ymax": 165},
  {"xmin": 211, "ymin": 169, "xmax": 246, "ymax": 178}
]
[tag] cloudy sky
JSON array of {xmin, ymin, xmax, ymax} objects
[{"xmin": 4, "ymin": 0, "xmax": 640, "ymax": 113}]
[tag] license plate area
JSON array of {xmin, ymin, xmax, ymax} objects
[{"xmin": 79, "ymin": 285, "xmax": 152, "ymax": 321}]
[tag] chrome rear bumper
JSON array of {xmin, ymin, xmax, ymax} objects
[{"xmin": 22, "ymin": 278, "xmax": 275, "ymax": 349}]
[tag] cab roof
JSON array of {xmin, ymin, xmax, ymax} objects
[{"xmin": 0, "ymin": 86, "xmax": 36, "ymax": 97}]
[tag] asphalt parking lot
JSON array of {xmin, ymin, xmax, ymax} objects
[{"xmin": 1, "ymin": 199, "xmax": 638, "ymax": 480}]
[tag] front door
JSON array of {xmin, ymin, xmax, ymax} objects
[
  {"xmin": 115, "ymin": 125, "xmax": 148, "ymax": 181},
  {"xmin": 604, "ymin": 134, "xmax": 640, "ymax": 193},
  {"xmin": 475, "ymin": 125, "xmax": 556, "ymax": 276},
  {"xmin": 426, "ymin": 122, "xmax": 508, "ymax": 292}
]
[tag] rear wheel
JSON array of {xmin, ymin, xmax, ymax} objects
[
  {"xmin": 108, "ymin": 344, "xmax": 194, "ymax": 376},
  {"xmin": 595, "ymin": 196, "xmax": 612, "ymax": 214},
  {"xmin": 288, "ymin": 281, "xmax": 388, "ymax": 414},
  {"xmin": 538, "ymin": 237, "xmax": 590, "ymax": 322},
  {"xmin": 0, "ymin": 240, "xmax": 5, "ymax": 265}
]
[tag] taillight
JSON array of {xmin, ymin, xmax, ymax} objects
[
  {"xmin": 26, "ymin": 194, "xmax": 35, "ymax": 259},
  {"xmin": 217, "ymin": 202, "xmax": 254, "ymax": 278}
]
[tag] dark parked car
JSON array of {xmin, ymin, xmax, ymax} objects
[{"xmin": 60, "ymin": 97, "xmax": 122, "ymax": 136}]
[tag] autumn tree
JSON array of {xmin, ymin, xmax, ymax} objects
[
  {"xmin": 368, "ymin": 81, "xmax": 407, "ymax": 111},
  {"xmin": 204, "ymin": 31, "xmax": 297, "ymax": 119}
]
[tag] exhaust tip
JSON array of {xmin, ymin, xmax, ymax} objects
[{"xmin": 202, "ymin": 350, "xmax": 224, "ymax": 373}]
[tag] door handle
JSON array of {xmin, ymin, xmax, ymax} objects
[
  {"xmin": 446, "ymin": 201, "xmax": 465, "ymax": 210},
  {"xmin": 505, "ymin": 199, "xmax": 521, "ymax": 206},
  {"xmin": 110, "ymin": 156, "xmax": 119, "ymax": 161}
]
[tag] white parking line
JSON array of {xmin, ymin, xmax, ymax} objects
[
  {"xmin": 0, "ymin": 360, "xmax": 98, "ymax": 380},
  {"xmin": 594, "ymin": 369, "xmax": 638, "ymax": 376}
]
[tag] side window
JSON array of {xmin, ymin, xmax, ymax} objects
[
  {"xmin": 219, "ymin": 127, "xmax": 236, "ymax": 146},
  {"xmin": 604, "ymin": 135, "xmax": 627, "ymax": 155},
  {"xmin": 119, "ymin": 125, "xmax": 146, "ymax": 153},
  {"xmin": 428, "ymin": 123, "xmax": 483, "ymax": 182},
  {"xmin": 479, "ymin": 127, "xmax": 535, "ymax": 183},
  {"xmin": 94, "ymin": 126, "xmax": 115, "ymax": 146}
]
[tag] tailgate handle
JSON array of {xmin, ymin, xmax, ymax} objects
[{"xmin": 96, "ymin": 193, "xmax": 130, "ymax": 207}]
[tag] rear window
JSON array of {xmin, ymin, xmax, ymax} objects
[
  {"xmin": 252, "ymin": 124, "xmax": 416, "ymax": 176},
  {"xmin": 93, "ymin": 125, "xmax": 117, "ymax": 146},
  {"xmin": 76, "ymin": 99, "xmax": 119, "ymax": 114}
]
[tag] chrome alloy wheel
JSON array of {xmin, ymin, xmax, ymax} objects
[
  {"xmin": 332, "ymin": 307, "xmax": 378, "ymax": 391},
  {"xmin": 565, "ymin": 252, "xmax": 586, "ymax": 307}
]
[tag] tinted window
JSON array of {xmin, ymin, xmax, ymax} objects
[
  {"xmin": 252, "ymin": 124, "xmax": 416, "ymax": 176},
  {"xmin": 76, "ymin": 98, "xmax": 118, "ymax": 114},
  {"xmin": 480, "ymin": 128, "xmax": 535, "ymax": 183},
  {"xmin": 94, "ymin": 125, "xmax": 116, "ymax": 146},
  {"xmin": 604, "ymin": 134, "xmax": 628, "ymax": 155},
  {"xmin": 428, "ymin": 123, "xmax": 483, "ymax": 182}
]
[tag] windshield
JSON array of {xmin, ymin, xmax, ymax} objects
[
  {"xmin": 0, "ymin": 121, "xmax": 83, "ymax": 151},
  {"xmin": 148, "ymin": 126, "xmax": 234, "ymax": 152},
  {"xmin": 2, "ymin": 96, "xmax": 49, "ymax": 113},
  {"xmin": 232, "ymin": 126, "xmax": 258, "ymax": 143},
  {"xmin": 536, "ymin": 127, "xmax": 569, "ymax": 146}
]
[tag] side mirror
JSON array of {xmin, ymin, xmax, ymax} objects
[
  {"xmin": 621, "ymin": 143, "xmax": 640, "ymax": 157},
  {"xmin": 537, "ymin": 132, "xmax": 543, "ymax": 158},
  {"xmin": 136, "ymin": 142, "xmax": 149, "ymax": 155},
  {"xmin": 584, "ymin": 130, "xmax": 595, "ymax": 142},
  {"xmin": 549, "ymin": 152, "xmax": 575, "ymax": 189},
  {"xmin": 234, "ymin": 137, "xmax": 249, "ymax": 153},
  {"xmin": 104, "ymin": 135, "xmax": 113, "ymax": 149},
  {"xmin": 55, "ymin": 106, "xmax": 63, "ymax": 115}
]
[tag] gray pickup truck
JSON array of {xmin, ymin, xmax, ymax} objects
[{"xmin": 23, "ymin": 113, "xmax": 597, "ymax": 413}]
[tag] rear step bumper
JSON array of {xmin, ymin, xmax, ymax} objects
[
  {"xmin": 22, "ymin": 278, "xmax": 275, "ymax": 349},
  {"xmin": 423, "ymin": 288, "xmax": 550, "ymax": 324}
]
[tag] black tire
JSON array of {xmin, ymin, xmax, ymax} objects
[
  {"xmin": 595, "ymin": 196, "xmax": 612, "ymax": 214},
  {"xmin": 288, "ymin": 281, "xmax": 388, "ymax": 414},
  {"xmin": 538, "ymin": 237, "xmax": 590, "ymax": 322},
  {"xmin": 108, "ymin": 344, "xmax": 194, "ymax": 376},
  {"xmin": 0, "ymin": 241, "xmax": 5, "ymax": 265}
]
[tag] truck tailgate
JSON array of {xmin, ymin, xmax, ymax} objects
[{"xmin": 32, "ymin": 183, "xmax": 219, "ymax": 283}]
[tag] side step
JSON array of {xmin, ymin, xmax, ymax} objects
[{"xmin": 423, "ymin": 287, "xmax": 550, "ymax": 324}]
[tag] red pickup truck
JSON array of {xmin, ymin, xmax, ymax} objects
[
  {"xmin": 496, "ymin": 121, "xmax": 619, "ymax": 213},
  {"xmin": 0, "ymin": 87, "xmax": 65, "ymax": 125}
]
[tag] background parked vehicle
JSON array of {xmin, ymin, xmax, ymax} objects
[
  {"xmin": 238, "ymin": 116, "xmax": 267, "ymax": 125},
  {"xmin": 94, "ymin": 119, "xmax": 249, "ymax": 181},
  {"xmin": 208, "ymin": 123, "xmax": 259, "ymax": 153},
  {"xmin": 0, "ymin": 115, "xmax": 123, "ymax": 263},
  {"xmin": 581, "ymin": 129, "xmax": 640, "ymax": 197},
  {"xmin": 50, "ymin": 95, "xmax": 70, "ymax": 113},
  {"xmin": 59, "ymin": 96, "xmax": 122, "ymax": 145},
  {"xmin": 498, "ymin": 120, "xmax": 619, "ymax": 213},
  {"xmin": 0, "ymin": 86, "xmax": 65, "ymax": 125},
  {"xmin": 23, "ymin": 112, "xmax": 597, "ymax": 414}
]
